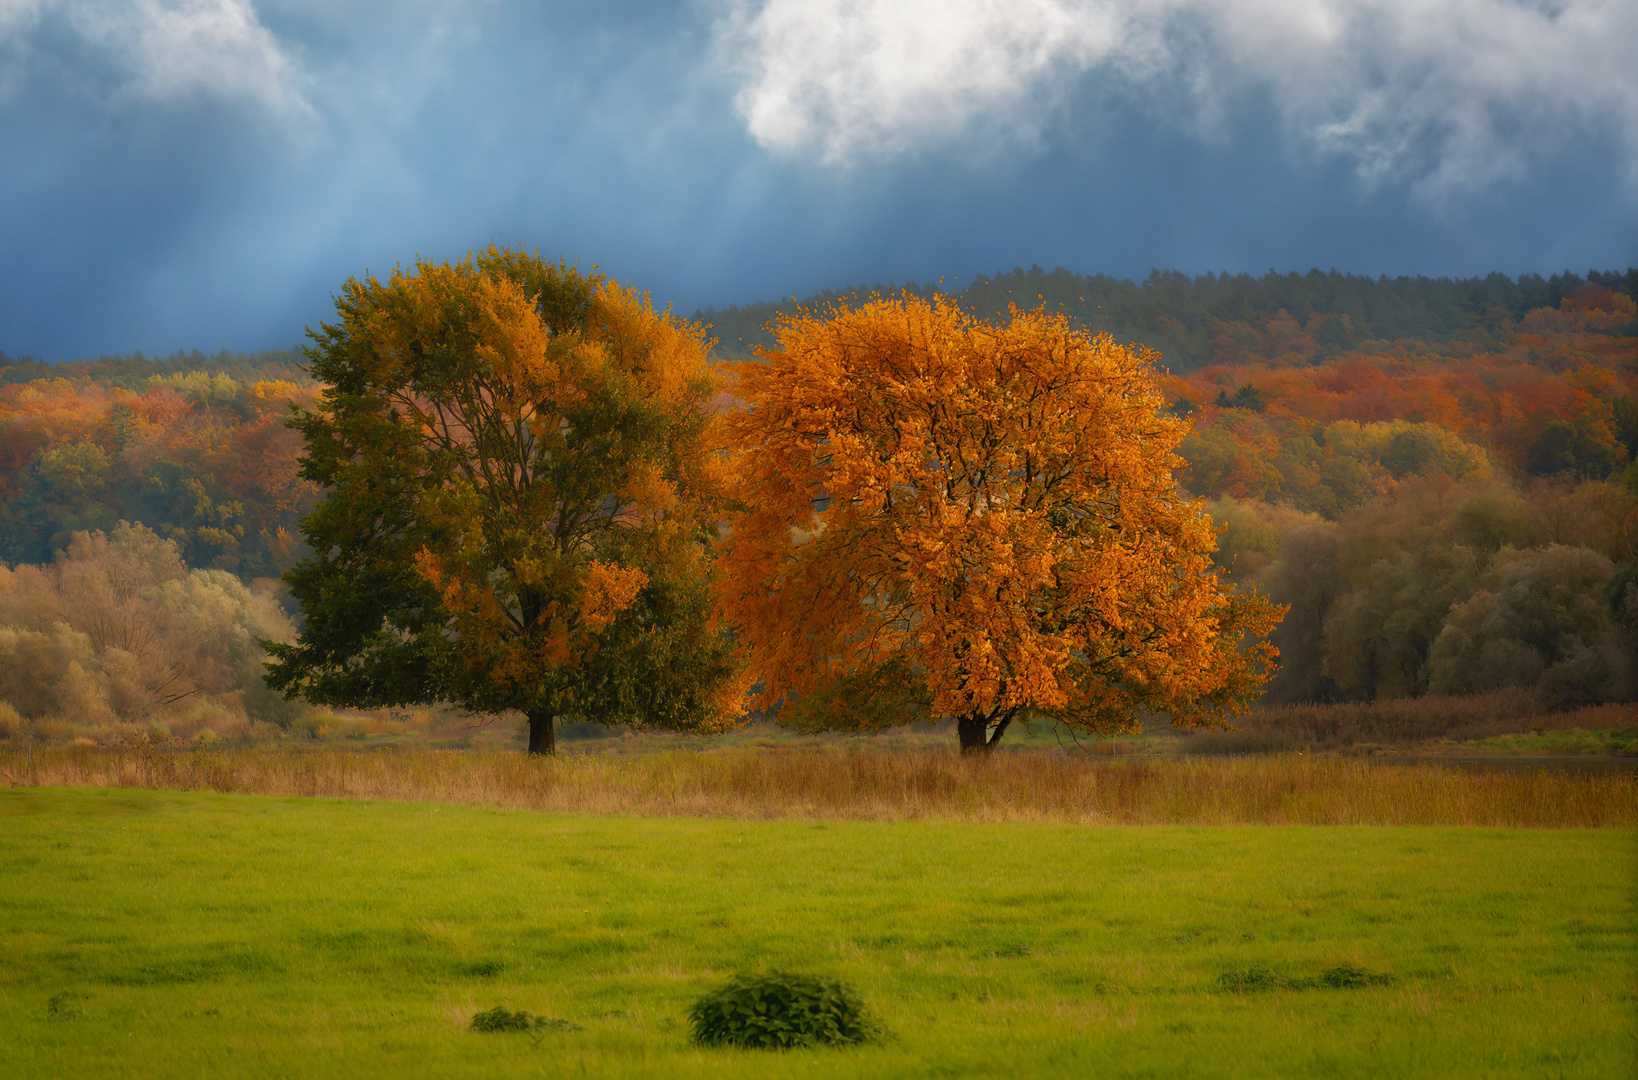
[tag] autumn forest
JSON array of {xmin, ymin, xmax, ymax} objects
[{"xmin": 2, "ymin": 264, "xmax": 1635, "ymax": 744}]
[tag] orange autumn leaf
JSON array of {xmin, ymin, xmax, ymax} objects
[{"xmin": 579, "ymin": 560, "xmax": 649, "ymax": 634}]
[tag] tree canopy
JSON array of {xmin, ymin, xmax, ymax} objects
[
  {"xmin": 264, "ymin": 246, "xmax": 746, "ymax": 752},
  {"xmin": 716, "ymin": 295, "xmax": 1282, "ymax": 752}
]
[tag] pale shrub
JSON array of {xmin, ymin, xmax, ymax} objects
[{"xmin": 0, "ymin": 523, "xmax": 301, "ymax": 736}]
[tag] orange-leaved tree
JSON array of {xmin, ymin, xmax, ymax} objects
[
  {"xmin": 717, "ymin": 295, "xmax": 1282, "ymax": 752},
  {"xmin": 265, "ymin": 246, "xmax": 748, "ymax": 752}
]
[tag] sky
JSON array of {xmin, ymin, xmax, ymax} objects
[{"xmin": 1, "ymin": 0, "xmax": 1635, "ymax": 361}]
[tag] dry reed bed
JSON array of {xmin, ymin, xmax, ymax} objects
[
  {"xmin": 1185, "ymin": 690, "xmax": 1636, "ymax": 752},
  {"xmin": 3, "ymin": 745, "xmax": 1634, "ymax": 827}
]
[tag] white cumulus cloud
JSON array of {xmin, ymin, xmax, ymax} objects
[
  {"xmin": 716, "ymin": 0, "xmax": 1638, "ymax": 193},
  {"xmin": 0, "ymin": 0, "xmax": 306, "ymax": 115}
]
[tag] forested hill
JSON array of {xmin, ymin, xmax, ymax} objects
[
  {"xmin": 0, "ymin": 347, "xmax": 306, "ymax": 389},
  {"xmin": 696, "ymin": 266, "xmax": 1638, "ymax": 372}
]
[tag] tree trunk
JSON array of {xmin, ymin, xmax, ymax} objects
[
  {"xmin": 527, "ymin": 711, "xmax": 556, "ymax": 755},
  {"xmin": 957, "ymin": 710, "xmax": 1015, "ymax": 755},
  {"xmin": 958, "ymin": 714, "xmax": 993, "ymax": 755}
]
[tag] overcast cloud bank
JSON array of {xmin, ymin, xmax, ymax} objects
[
  {"xmin": 720, "ymin": 0, "xmax": 1638, "ymax": 195},
  {"xmin": 0, "ymin": 0, "xmax": 305, "ymax": 113}
]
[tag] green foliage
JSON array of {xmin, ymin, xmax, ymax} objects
[
  {"xmin": 1214, "ymin": 384, "xmax": 1265, "ymax": 411},
  {"xmin": 1229, "ymin": 470, "xmax": 1638, "ymax": 705},
  {"xmin": 1380, "ymin": 427, "xmax": 1466, "ymax": 480},
  {"xmin": 469, "ymin": 1007, "xmax": 579, "ymax": 1034},
  {"xmin": 687, "ymin": 971, "xmax": 880, "ymax": 1049},
  {"xmin": 1206, "ymin": 497, "xmax": 1323, "ymax": 579},
  {"xmin": 1607, "ymin": 563, "xmax": 1638, "ymax": 655},
  {"xmin": 1451, "ymin": 487, "xmax": 1539, "ymax": 554},
  {"xmin": 1324, "ymin": 545, "xmax": 1481, "ymax": 700},
  {"xmin": 1610, "ymin": 395, "xmax": 1638, "ymax": 458},
  {"xmin": 1427, "ymin": 545, "xmax": 1625, "ymax": 704},
  {"xmin": 1258, "ymin": 524, "xmax": 1344, "ymax": 704},
  {"xmin": 34, "ymin": 443, "xmax": 110, "ymax": 499},
  {"xmin": 1527, "ymin": 419, "xmax": 1624, "ymax": 479},
  {"xmin": 142, "ymin": 371, "xmax": 241, "ymax": 402}
]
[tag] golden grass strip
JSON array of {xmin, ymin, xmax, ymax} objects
[{"xmin": 2, "ymin": 746, "xmax": 1633, "ymax": 827}]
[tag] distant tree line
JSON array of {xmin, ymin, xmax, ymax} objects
[
  {"xmin": 697, "ymin": 266, "xmax": 1637, "ymax": 372},
  {"xmin": 0, "ymin": 347, "xmax": 306, "ymax": 389}
]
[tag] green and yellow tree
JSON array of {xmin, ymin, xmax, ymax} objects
[
  {"xmin": 717, "ymin": 295, "xmax": 1281, "ymax": 752},
  {"xmin": 265, "ymin": 246, "xmax": 747, "ymax": 752}
]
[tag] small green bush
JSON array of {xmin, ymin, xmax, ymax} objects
[
  {"xmin": 687, "ymin": 971, "xmax": 879, "ymax": 1049},
  {"xmin": 469, "ymin": 1007, "xmax": 579, "ymax": 1034}
]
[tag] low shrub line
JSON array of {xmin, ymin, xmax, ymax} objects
[
  {"xmin": 1184, "ymin": 690, "xmax": 1636, "ymax": 752},
  {"xmin": 2, "ymin": 745, "xmax": 1631, "ymax": 827}
]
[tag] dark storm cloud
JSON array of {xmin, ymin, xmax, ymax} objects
[{"xmin": 0, "ymin": 0, "xmax": 1633, "ymax": 360}]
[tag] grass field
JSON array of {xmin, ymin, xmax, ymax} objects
[{"xmin": 2, "ymin": 787, "xmax": 1633, "ymax": 1078}]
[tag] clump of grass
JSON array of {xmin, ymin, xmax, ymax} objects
[
  {"xmin": 687, "ymin": 971, "xmax": 879, "ymax": 1049},
  {"xmin": 1319, "ymin": 964, "xmax": 1395, "ymax": 989},
  {"xmin": 44, "ymin": 992, "xmax": 85, "ymax": 1020},
  {"xmin": 469, "ymin": 1006, "xmax": 578, "ymax": 1034},
  {"xmin": 457, "ymin": 958, "xmax": 507, "ymax": 977},
  {"xmin": 1217, "ymin": 965, "xmax": 1395, "ymax": 992},
  {"xmin": 1216, "ymin": 966, "xmax": 1285, "ymax": 992}
]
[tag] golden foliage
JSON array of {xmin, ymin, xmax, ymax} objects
[
  {"xmin": 717, "ymin": 295, "xmax": 1282, "ymax": 744},
  {"xmin": 577, "ymin": 560, "xmax": 649, "ymax": 635}
]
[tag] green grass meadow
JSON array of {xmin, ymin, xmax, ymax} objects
[{"xmin": 2, "ymin": 787, "xmax": 1633, "ymax": 1078}]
